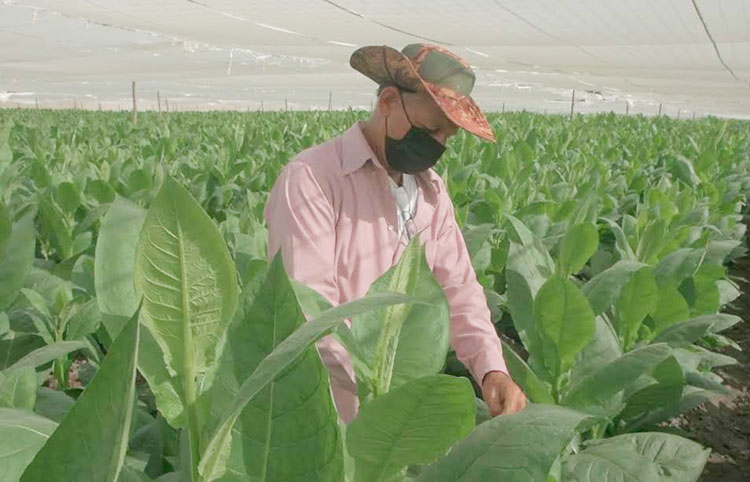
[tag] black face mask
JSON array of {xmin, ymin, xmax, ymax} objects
[{"xmin": 384, "ymin": 91, "xmax": 446, "ymax": 174}]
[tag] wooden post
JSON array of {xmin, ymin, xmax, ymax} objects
[
  {"xmin": 165, "ymin": 98, "xmax": 170, "ymax": 112},
  {"xmin": 328, "ymin": 91, "xmax": 332, "ymax": 111},
  {"xmin": 677, "ymin": 109, "xmax": 681, "ymax": 119},
  {"xmin": 132, "ymin": 80, "xmax": 137, "ymax": 124},
  {"xmin": 692, "ymin": 111, "xmax": 696, "ymax": 120},
  {"xmin": 285, "ymin": 98, "xmax": 288, "ymax": 111},
  {"xmin": 569, "ymin": 90, "xmax": 575, "ymax": 119},
  {"xmin": 502, "ymin": 102, "xmax": 505, "ymax": 113},
  {"xmin": 625, "ymin": 101, "xmax": 629, "ymax": 115},
  {"xmin": 261, "ymin": 100, "xmax": 264, "ymax": 112},
  {"xmin": 658, "ymin": 103, "xmax": 662, "ymax": 116},
  {"xmin": 157, "ymin": 90, "xmax": 161, "ymax": 114},
  {"xmin": 35, "ymin": 97, "xmax": 39, "ymax": 109}
]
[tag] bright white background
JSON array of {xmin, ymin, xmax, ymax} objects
[{"xmin": 1, "ymin": 0, "xmax": 749, "ymax": 117}]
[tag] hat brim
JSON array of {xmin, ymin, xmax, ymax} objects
[{"xmin": 350, "ymin": 45, "xmax": 496, "ymax": 143}]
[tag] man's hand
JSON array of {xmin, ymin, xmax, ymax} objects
[{"xmin": 481, "ymin": 371, "xmax": 527, "ymax": 417}]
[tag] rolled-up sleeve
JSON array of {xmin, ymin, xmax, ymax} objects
[{"xmin": 430, "ymin": 192, "xmax": 509, "ymax": 386}]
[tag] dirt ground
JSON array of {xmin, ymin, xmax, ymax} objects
[{"xmin": 676, "ymin": 219, "xmax": 750, "ymax": 481}]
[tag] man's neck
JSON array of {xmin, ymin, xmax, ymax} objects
[{"xmin": 362, "ymin": 119, "xmax": 403, "ymax": 186}]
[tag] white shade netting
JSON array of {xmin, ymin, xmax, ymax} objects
[{"xmin": 1, "ymin": 0, "xmax": 749, "ymax": 117}]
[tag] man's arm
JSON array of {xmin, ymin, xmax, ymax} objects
[
  {"xmin": 265, "ymin": 160, "xmax": 339, "ymax": 306},
  {"xmin": 429, "ymin": 189, "xmax": 526, "ymax": 416},
  {"xmin": 429, "ymin": 194, "xmax": 509, "ymax": 386}
]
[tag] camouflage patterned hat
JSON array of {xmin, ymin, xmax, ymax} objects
[{"xmin": 350, "ymin": 43, "xmax": 496, "ymax": 142}]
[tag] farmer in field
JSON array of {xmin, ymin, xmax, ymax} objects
[{"xmin": 264, "ymin": 44, "xmax": 527, "ymax": 423}]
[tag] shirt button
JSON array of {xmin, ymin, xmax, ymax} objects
[{"xmin": 388, "ymin": 225, "xmax": 394, "ymax": 231}]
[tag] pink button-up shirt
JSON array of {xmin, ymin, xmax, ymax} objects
[{"xmin": 264, "ymin": 120, "xmax": 508, "ymax": 423}]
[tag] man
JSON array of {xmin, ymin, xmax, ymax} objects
[{"xmin": 264, "ymin": 43, "xmax": 526, "ymax": 424}]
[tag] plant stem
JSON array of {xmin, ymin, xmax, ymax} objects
[{"xmin": 184, "ymin": 362, "xmax": 201, "ymax": 480}]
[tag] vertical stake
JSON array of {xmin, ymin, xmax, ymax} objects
[
  {"xmin": 157, "ymin": 90, "xmax": 162, "ymax": 114},
  {"xmin": 625, "ymin": 101, "xmax": 629, "ymax": 115},
  {"xmin": 285, "ymin": 98, "xmax": 288, "ymax": 111},
  {"xmin": 658, "ymin": 103, "xmax": 662, "ymax": 116},
  {"xmin": 569, "ymin": 89, "xmax": 575, "ymax": 119},
  {"xmin": 328, "ymin": 91, "xmax": 332, "ymax": 111},
  {"xmin": 502, "ymin": 102, "xmax": 505, "ymax": 113}
]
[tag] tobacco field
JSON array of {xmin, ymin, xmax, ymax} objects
[{"xmin": 0, "ymin": 109, "xmax": 749, "ymax": 481}]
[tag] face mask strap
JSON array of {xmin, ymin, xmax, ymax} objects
[{"xmin": 382, "ymin": 46, "xmax": 416, "ymax": 129}]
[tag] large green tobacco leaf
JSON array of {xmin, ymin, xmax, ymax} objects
[
  {"xmin": 37, "ymin": 193, "xmax": 73, "ymax": 260},
  {"xmin": 347, "ymin": 375, "xmax": 475, "ymax": 482},
  {"xmin": 0, "ymin": 366, "xmax": 37, "ymax": 409},
  {"xmin": 614, "ymin": 267, "xmax": 659, "ymax": 348},
  {"xmin": 636, "ymin": 218, "xmax": 667, "ymax": 264},
  {"xmin": 33, "ymin": 388, "xmax": 75, "ymax": 423},
  {"xmin": 651, "ymin": 284, "xmax": 690, "ymax": 336},
  {"xmin": 681, "ymin": 264, "xmax": 724, "ymax": 315},
  {"xmin": 562, "ymin": 432, "xmax": 709, "ymax": 482},
  {"xmin": 500, "ymin": 340, "xmax": 553, "ymax": 403},
  {"xmin": 569, "ymin": 316, "xmax": 622, "ymax": 387},
  {"xmin": 5, "ymin": 340, "xmax": 86, "ymax": 372},
  {"xmin": 505, "ymin": 241, "xmax": 548, "ymax": 371},
  {"xmin": 205, "ymin": 254, "xmax": 343, "ymax": 481},
  {"xmin": 563, "ymin": 343, "xmax": 672, "ymax": 416},
  {"xmin": 20, "ymin": 307, "xmax": 140, "ymax": 482},
  {"xmin": 351, "ymin": 239, "xmax": 450, "ymax": 395},
  {"xmin": 96, "ymin": 196, "xmax": 146, "ymax": 319},
  {"xmin": 558, "ymin": 222, "xmax": 599, "ymax": 275},
  {"xmin": 0, "ymin": 408, "xmax": 57, "ymax": 482},
  {"xmin": 134, "ymin": 176, "xmax": 239, "ymax": 475},
  {"xmin": 198, "ymin": 291, "xmax": 436, "ymax": 482},
  {"xmin": 134, "ymin": 176, "xmax": 238, "ymax": 383},
  {"xmin": 619, "ymin": 355, "xmax": 684, "ymax": 427},
  {"xmin": 582, "ymin": 260, "xmax": 646, "ymax": 316},
  {"xmin": 652, "ymin": 248, "xmax": 705, "ymax": 287},
  {"xmin": 95, "ymin": 196, "xmax": 185, "ymax": 427},
  {"xmin": 599, "ymin": 217, "xmax": 636, "ymax": 260},
  {"xmin": 0, "ymin": 336, "xmax": 45, "ymax": 370},
  {"xmin": 0, "ymin": 210, "xmax": 35, "ymax": 311},
  {"xmin": 416, "ymin": 404, "xmax": 590, "ymax": 482},
  {"xmin": 0, "ymin": 119, "xmax": 12, "ymax": 176},
  {"xmin": 654, "ymin": 314, "xmax": 741, "ymax": 346},
  {"xmin": 535, "ymin": 275, "xmax": 596, "ymax": 378},
  {"xmin": 504, "ymin": 214, "xmax": 555, "ymax": 273},
  {"xmin": 0, "ymin": 203, "xmax": 9, "ymax": 244}
]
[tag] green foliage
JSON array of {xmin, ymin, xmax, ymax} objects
[{"xmin": 0, "ymin": 109, "xmax": 747, "ymax": 481}]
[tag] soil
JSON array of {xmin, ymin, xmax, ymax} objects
[{"xmin": 674, "ymin": 218, "xmax": 750, "ymax": 481}]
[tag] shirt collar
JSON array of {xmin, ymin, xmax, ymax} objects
[{"xmin": 339, "ymin": 121, "xmax": 442, "ymax": 197}]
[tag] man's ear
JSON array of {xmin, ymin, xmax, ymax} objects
[{"xmin": 377, "ymin": 86, "xmax": 400, "ymax": 117}]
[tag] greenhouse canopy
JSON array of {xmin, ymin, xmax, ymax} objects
[{"xmin": 1, "ymin": 0, "xmax": 749, "ymax": 117}]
